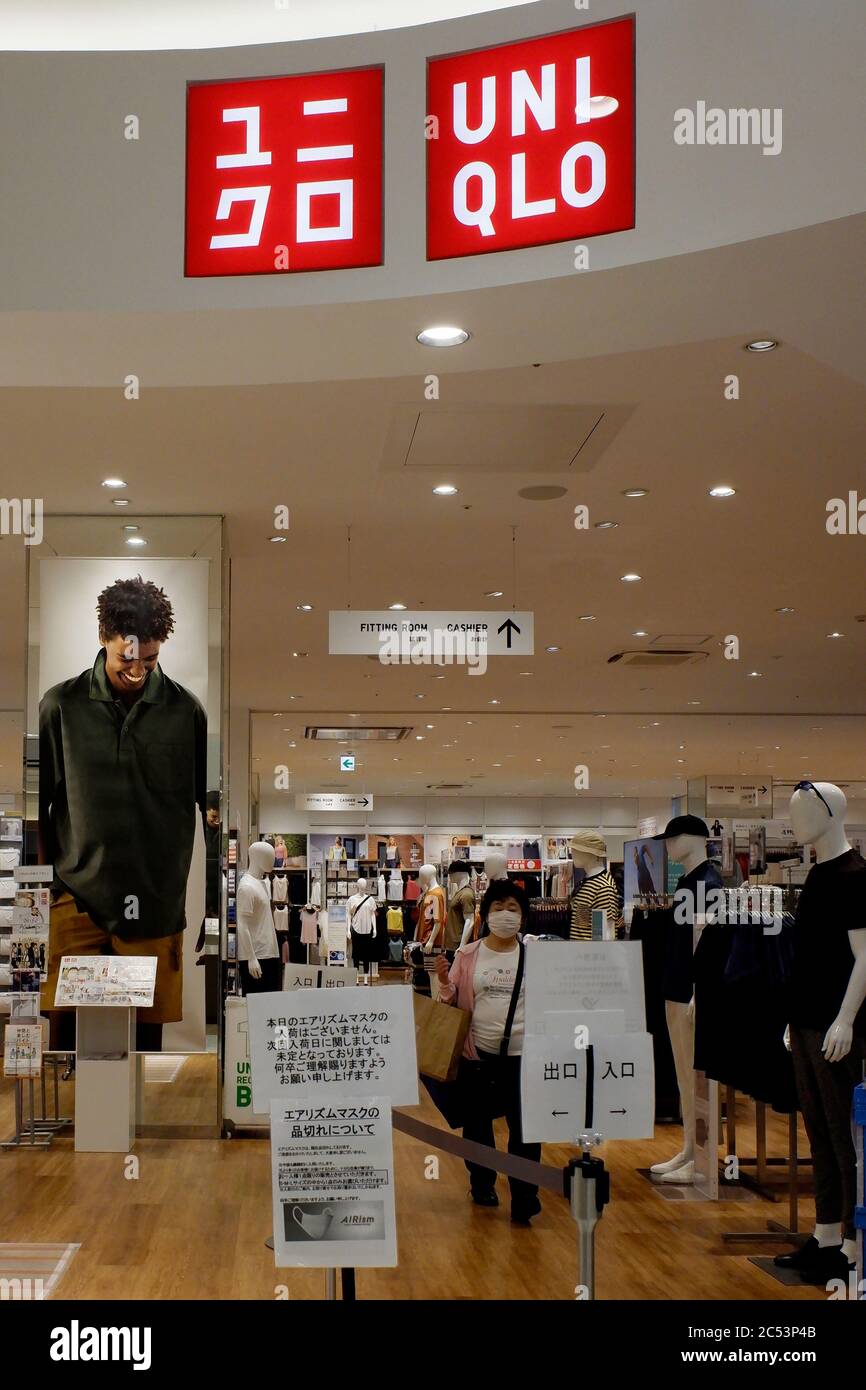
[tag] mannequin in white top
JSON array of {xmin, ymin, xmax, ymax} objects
[
  {"xmin": 650, "ymin": 829, "xmax": 713, "ymax": 1184},
  {"xmin": 778, "ymin": 782, "xmax": 866, "ymax": 1268},
  {"xmin": 237, "ymin": 841, "xmax": 281, "ymax": 992}
]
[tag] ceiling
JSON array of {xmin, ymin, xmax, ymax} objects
[{"xmin": 0, "ymin": 0, "xmax": 535, "ymax": 50}]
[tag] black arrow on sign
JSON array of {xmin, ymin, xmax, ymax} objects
[
  {"xmin": 609, "ymin": 1108, "xmax": 627, "ymax": 1115},
  {"xmin": 758, "ymin": 785, "xmax": 768, "ymax": 795},
  {"xmin": 360, "ymin": 798, "xmax": 370, "ymax": 807},
  {"xmin": 497, "ymin": 618, "xmax": 521, "ymax": 649},
  {"xmin": 552, "ymin": 1110, "xmax": 570, "ymax": 1117}
]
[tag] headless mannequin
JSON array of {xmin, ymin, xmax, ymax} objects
[
  {"xmin": 237, "ymin": 841, "xmax": 280, "ymax": 994},
  {"xmin": 651, "ymin": 832, "xmax": 712, "ymax": 1184},
  {"xmin": 416, "ymin": 864, "xmax": 445, "ymax": 998},
  {"xmin": 347, "ymin": 877, "xmax": 376, "ymax": 972},
  {"xmin": 448, "ymin": 868, "xmax": 476, "ymax": 950},
  {"xmin": 785, "ymin": 783, "xmax": 866, "ymax": 1265}
]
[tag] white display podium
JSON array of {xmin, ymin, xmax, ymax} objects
[{"xmin": 74, "ymin": 1006, "xmax": 136, "ymax": 1152}]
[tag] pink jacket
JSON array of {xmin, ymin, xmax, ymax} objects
[{"xmin": 439, "ymin": 937, "xmax": 526, "ymax": 1062}]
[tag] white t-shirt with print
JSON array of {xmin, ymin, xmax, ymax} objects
[{"xmin": 471, "ymin": 941, "xmax": 525, "ymax": 1057}]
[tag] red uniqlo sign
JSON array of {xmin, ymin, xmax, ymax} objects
[
  {"xmin": 426, "ymin": 17, "xmax": 635, "ymax": 260},
  {"xmin": 185, "ymin": 67, "xmax": 383, "ymax": 276}
]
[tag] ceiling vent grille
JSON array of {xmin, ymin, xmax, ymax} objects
[
  {"xmin": 427, "ymin": 783, "xmax": 466, "ymax": 791},
  {"xmin": 608, "ymin": 650, "xmax": 710, "ymax": 667}
]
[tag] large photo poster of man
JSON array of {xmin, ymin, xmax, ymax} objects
[{"xmin": 37, "ymin": 559, "xmax": 210, "ymax": 1052}]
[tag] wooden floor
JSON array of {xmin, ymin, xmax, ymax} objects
[{"xmin": 0, "ymin": 1056, "xmax": 826, "ymax": 1302}]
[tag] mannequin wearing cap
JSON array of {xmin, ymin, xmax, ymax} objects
[
  {"xmin": 445, "ymin": 861, "xmax": 476, "ymax": 954},
  {"xmin": 237, "ymin": 841, "xmax": 281, "ymax": 994},
  {"xmin": 650, "ymin": 815, "xmax": 721, "ymax": 1184},
  {"xmin": 569, "ymin": 831, "xmax": 622, "ymax": 941},
  {"xmin": 772, "ymin": 782, "xmax": 866, "ymax": 1280}
]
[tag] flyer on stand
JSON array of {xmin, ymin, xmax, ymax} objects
[
  {"xmin": 54, "ymin": 955, "xmax": 157, "ymax": 1008},
  {"xmin": 3, "ymin": 1023, "xmax": 43, "ymax": 1078}
]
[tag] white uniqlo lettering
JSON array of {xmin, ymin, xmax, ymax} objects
[
  {"xmin": 511, "ymin": 65, "xmax": 556, "ymax": 136},
  {"xmin": 216, "ymin": 107, "xmax": 272, "ymax": 167},
  {"xmin": 561, "ymin": 142, "xmax": 605, "ymax": 207},
  {"xmin": 453, "ymin": 76, "xmax": 496, "ymax": 144},
  {"xmin": 296, "ymin": 97, "xmax": 354, "ymax": 243},
  {"xmin": 210, "ymin": 187, "xmax": 271, "ymax": 248}
]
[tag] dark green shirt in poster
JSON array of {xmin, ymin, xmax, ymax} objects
[{"xmin": 39, "ymin": 650, "xmax": 207, "ymax": 941}]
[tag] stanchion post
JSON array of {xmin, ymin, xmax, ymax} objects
[{"xmin": 565, "ymin": 1131, "xmax": 610, "ymax": 1300}]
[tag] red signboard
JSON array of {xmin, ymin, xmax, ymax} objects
[
  {"xmin": 185, "ymin": 66, "xmax": 384, "ymax": 277},
  {"xmin": 426, "ymin": 17, "xmax": 635, "ymax": 260}
]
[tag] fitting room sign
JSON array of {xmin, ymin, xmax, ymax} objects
[
  {"xmin": 329, "ymin": 610, "xmax": 535, "ymax": 658},
  {"xmin": 427, "ymin": 15, "xmax": 635, "ymax": 259},
  {"xmin": 185, "ymin": 18, "xmax": 634, "ymax": 276}
]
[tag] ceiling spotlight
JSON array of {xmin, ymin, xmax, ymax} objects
[
  {"xmin": 745, "ymin": 339, "xmax": 778, "ymax": 352},
  {"xmin": 775, "ymin": 607, "xmax": 795, "ymax": 614},
  {"xmin": 485, "ymin": 590, "xmax": 504, "ymax": 598},
  {"xmin": 433, "ymin": 484, "xmax": 458, "ymax": 496},
  {"xmin": 687, "ymin": 700, "xmax": 701, "ymax": 706},
  {"xmin": 291, "ymin": 651, "xmax": 307, "ymax": 658},
  {"xmin": 545, "ymin": 645, "xmax": 560, "ymax": 653},
  {"xmin": 827, "ymin": 631, "xmax": 844, "ymax": 638},
  {"xmin": 269, "ymin": 535, "xmax": 287, "ymax": 543},
  {"xmin": 748, "ymin": 671, "xmax": 763, "ymax": 677},
  {"xmin": 426, "ymin": 724, "xmax": 434, "ymax": 729},
  {"xmin": 622, "ymin": 488, "xmax": 648, "ymax": 498},
  {"xmin": 112, "ymin": 498, "xmax": 131, "ymax": 507},
  {"xmin": 296, "ymin": 603, "xmax": 313, "ymax": 611},
  {"xmin": 632, "ymin": 630, "xmax": 649, "ymax": 637},
  {"xmin": 415, "ymin": 735, "xmax": 425, "ymax": 741},
  {"xmin": 417, "ymin": 325, "xmax": 470, "ymax": 347},
  {"xmin": 519, "ymin": 671, "xmax": 533, "ymax": 676},
  {"xmin": 388, "ymin": 603, "xmax": 407, "ymax": 610},
  {"xmin": 101, "ymin": 478, "xmax": 127, "ymax": 489},
  {"xmin": 594, "ymin": 520, "xmax": 618, "ymax": 530},
  {"xmin": 122, "ymin": 525, "xmax": 139, "ymax": 533},
  {"xmin": 415, "ymin": 693, "xmax": 426, "ymax": 699},
  {"xmin": 620, "ymin": 573, "xmax": 642, "ymax": 583},
  {"xmin": 578, "ymin": 614, "xmax": 596, "ymax": 621},
  {"xmin": 709, "ymin": 485, "xmax": 736, "ymax": 498},
  {"xmin": 488, "ymin": 699, "xmax": 500, "ymax": 705},
  {"xmin": 125, "ymin": 536, "xmax": 147, "ymax": 547}
]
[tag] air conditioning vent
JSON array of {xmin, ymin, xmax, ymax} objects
[
  {"xmin": 305, "ymin": 726, "xmax": 412, "ymax": 741},
  {"xmin": 608, "ymin": 650, "xmax": 710, "ymax": 667},
  {"xmin": 427, "ymin": 783, "xmax": 466, "ymax": 791}
]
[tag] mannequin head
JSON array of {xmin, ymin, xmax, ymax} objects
[
  {"xmin": 790, "ymin": 781, "xmax": 849, "ymax": 861},
  {"xmin": 570, "ymin": 831, "xmax": 607, "ymax": 875},
  {"xmin": 484, "ymin": 848, "xmax": 508, "ymax": 881},
  {"xmin": 247, "ymin": 841, "xmax": 275, "ymax": 877},
  {"xmin": 356, "ymin": 876, "xmax": 368, "ymax": 894},
  {"xmin": 666, "ymin": 834, "xmax": 707, "ymax": 870},
  {"xmin": 447, "ymin": 859, "xmax": 471, "ymax": 892},
  {"xmin": 419, "ymin": 863, "xmax": 436, "ymax": 888}
]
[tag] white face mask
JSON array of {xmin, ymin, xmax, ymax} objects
[{"xmin": 487, "ymin": 910, "xmax": 522, "ymax": 939}]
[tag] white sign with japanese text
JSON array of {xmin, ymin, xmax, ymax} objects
[
  {"xmin": 524, "ymin": 940, "xmax": 646, "ymax": 1034},
  {"xmin": 520, "ymin": 1032, "xmax": 654, "ymax": 1143},
  {"xmin": 270, "ymin": 1094, "xmax": 397, "ymax": 1268},
  {"xmin": 247, "ymin": 985, "xmax": 419, "ymax": 1111},
  {"xmin": 283, "ymin": 965, "xmax": 359, "ymax": 990}
]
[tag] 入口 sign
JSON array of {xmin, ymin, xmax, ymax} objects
[
  {"xmin": 186, "ymin": 66, "xmax": 384, "ymax": 276},
  {"xmin": 520, "ymin": 1031, "xmax": 654, "ymax": 1143},
  {"xmin": 427, "ymin": 16, "xmax": 635, "ymax": 259}
]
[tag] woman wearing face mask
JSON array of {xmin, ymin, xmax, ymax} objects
[{"xmin": 435, "ymin": 879, "xmax": 542, "ymax": 1224}]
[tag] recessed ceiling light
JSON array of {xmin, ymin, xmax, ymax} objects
[
  {"xmin": 709, "ymin": 485, "xmax": 736, "ymax": 498},
  {"xmin": 388, "ymin": 603, "xmax": 407, "ymax": 610},
  {"xmin": 273, "ymin": 713, "xmax": 282, "ymax": 718},
  {"xmin": 489, "ymin": 699, "xmax": 500, "ymax": 705},
  {"xmin": 688, "ymin": 700, "xmax": 701, "ymax": 706},
  {"xmin": 519, "ymin": 671, "xmax": 533, "ymax": 676},
  {"xmin": 101, "ymin": 477, "xmax": 127, "ymax": 488},
  {"xmin": 745, "ymin": 338, "xmax": 778, "ymax": 352},
  {"xmin": 748, "ymin": 671, "xmax": 763, "ymax": 677},
  {"xmin": 426, "ymin": 724, "xmax": 434, "ymax": 730},
  {"xmin": 434, "ymin": 674, "xmax": 446, "ymax": 680},
  {"xmin": 415, "ymin": 693, "xmax": 426, "ymax": 699},
  {"xmin": 125, "ymin": 536, "xmax": 147, "ymax": 547},
  {"xmin": 296, "ymin": 603, "xmax": 313, "ymax": 611},
  {"xmin": 622, "ymin": 488, "xmax": 648, "ymax": 498},
  {"xmin": 535, "ymin": 757, "xmax": 542, "ymax": 763},
  {"xmin": 415, "ymin": 735, "xmax": 425, "ymax": 741},
  {"xmin": 827, "ymin": 631, "xmax": 844, "ymax": 638},
  {"xmin": 620, "ymin": 573, "xmax": 642, "ymax": 583},
  {"xmin": 417, "ymin": 325, "xmax": 470, "ymax": 348},
  {"xmin": 545, "ymin": 645, "xmax": 560, "ymax": 653},
  {"xmin": 433, "ymin": 484, "xmax": 458, "ymax": 496},
  {"xmin": 122, "ymin": 525, "xmax": 139, "ymax": 533},
  {"xmin": 112, "ymin": 498, "xmax": 131, "ymax": 507},
  {"xmin": 493, "ymin": 762, "xmax": 502, "ymax": 768},
  {"xmin": 632, "ymin": 630, "xmax": 649, "ymax": 637},
  {"xmin": 269, "ymin": 535, "xmax": 287, "ymax": 543},
  {"xmin": 775, "ymin": 607, "xmax": 795, "ymax": 614},
  {"xmin": 485, "ymin": 590, "xmax": 504, "ymax": 598},
  {"xmin": 578, "ymin": 614, "xmax": 596, "ymax": 622},
  {"xmin": 291, "ymin": 651, "xmax": 307, "ymax": 658},
  {"xmin": 594, "ymin": 520, "xmax": 618, "ymax": 530},
  {"xmin": 466, "ymin": 721, "xmax": 474, "ymax": 726}
]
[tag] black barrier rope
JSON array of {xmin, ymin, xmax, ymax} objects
[{"xmin": 393, "ymin": 1109, "xmax": 567, "ymax": 1195}]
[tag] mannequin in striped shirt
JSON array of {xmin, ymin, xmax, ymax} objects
[{"xmin": 569, "ymin": 831, "xmax": 622, "ymax": 941}]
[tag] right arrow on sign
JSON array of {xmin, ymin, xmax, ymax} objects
[{"xmin": 497, "ymin": 618, "xmax": 521, "ymax": 649}]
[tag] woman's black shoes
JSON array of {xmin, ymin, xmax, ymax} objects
[{"xmin": 470, "ymin": 1187, "xmax": 499, "ymax": 1207}]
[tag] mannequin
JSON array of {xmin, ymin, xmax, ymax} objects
[
  {"xmin": 237, "ymin": 841, "xmax": 281, "ymax": 994},
  {"xmin": 346, "ymin": 876, "xmax": 378, "ymax": 972},
  {"xmin": 650, "ymin": 815, "xmax": 719, "ymax": 1185},
  {"xmin": 415, "ymin": 864, "xmax": 446, "ymax": 998},
  {"xmin": 459, "ymin": 847, "xmax": 509, "ymax": 946},
  {"xmin": 774, "ymin": 782, "xmax": 866, "ymax": 1280},
  {"xmin": 569, "ymin": 831, "xmax": 622, "ymax": 941},
  {"xmin": 445, "ymin": 861, "xmax": 476, "ymax": 954}
]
